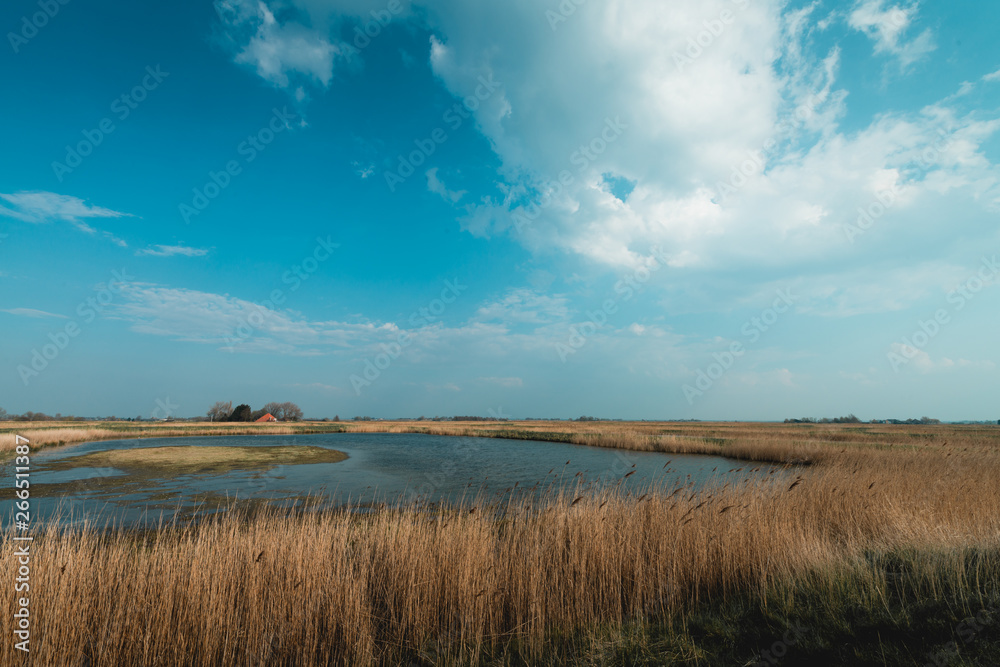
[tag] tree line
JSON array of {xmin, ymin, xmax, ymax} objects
[
  {"xmin": 206, "ymin": 401, "xmax": 303, "ymax": 422},
  {"xmin": 784, "ymin": 415, "xmax": 942, "ymax": 424}
]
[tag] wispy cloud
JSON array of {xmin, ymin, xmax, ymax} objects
[
  {"xmin": 889, "ymin": 343, "xmax": 996, "ymax": 374},
  {"xmin": 0, "ymin": 191, "xmax": 132, "ymax": 246},
  {"xmin": 113, "ymin": 283, "xmax": 569, "ymax": 358},
  {"xmin": 286, "ymin": 382, "xmax": 346, "ymax": 394},
  {"xmin": 475, "ymin": 289, "xmax": 570, "ymax": 325},
  {"xmin": 0, "ymin": 308, "xmax": 69, "ymax": 319},
  {"xmin": 113, "ymin": 283, "xmax": 403, "ymax": 354},
  {"xmin": 136, "ymin": 244, "xmax": 210, "ymax": 258},
  {"xmin": 0, "ymin": 191, "xmax": 131, "ymax": 226}
]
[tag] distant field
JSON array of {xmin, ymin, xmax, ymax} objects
[{"xmin": 2, "ymin": 421, "xmax": 999, "ymax": 664}]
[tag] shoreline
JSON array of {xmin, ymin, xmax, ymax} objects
[{"xmin": 5, "ymin": 418, "xmax": 994, "ymax": 465}]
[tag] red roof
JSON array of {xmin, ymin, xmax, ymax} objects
[{"xmin": 255, "ymin": 413, "xmax": 277, "ymax": 422}]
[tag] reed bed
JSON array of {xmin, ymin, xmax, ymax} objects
[
  {"xmin": 0, "ymin": 422, "xmax": 345, "ymax": 453},
  {"xmin": 2, "ymin": 423, "xmax": 1000, "ymax": 664}
]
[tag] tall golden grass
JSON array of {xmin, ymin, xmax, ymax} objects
[
  {"xmin": 0, "ymin": 421, "xmax": 339, "ymax": 453},
  {"xmin": 2, "ymin": 422, "xmax": 999, "ymax": 664}
]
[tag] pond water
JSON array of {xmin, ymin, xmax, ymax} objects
[{"xmin": 6, "ymin": 433, "xmax": 786, "ymax": 528}]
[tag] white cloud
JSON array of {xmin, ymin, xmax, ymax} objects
[
  {"xmin": 136, "ymin": 245, "xmax": 210, "ymax": 258},
  {"xmin": 475, "ymin": 288, "xmax": 569, "ymax": 325},
  {"xmin": 207, "ymin": 0, "xmax": 1000, "ymax": 328},
  {"xmin": 216, "ymin": 0, "xmax": 341, "ymax": 90},
  {"xmin": 889, "ymin": 342, "xmax": 996, "ymax": 374},
  {"xmin": 110, "ymin": 282, "xmax": 695, "ymax": 376},
  {"xmin": 113, "ymin": 283, "xmax": 397, "ymax": 354},
  {"xmin": 0, "ymin": 308, "xmax": 68, "ymax": 319},
  {"xmin": 847, "ymin": 0, "xmax": 935, "ymax": 68},
  {"xmin": 0, "ymin": 191, "xmax": 130, "ymax": 227},
  {"xmin": 0, "ymin": 191, "xmax": 132, "ymax": 245},
  {"xmin": 426, "ymin": 167, "xmax": 466, "ymax": 203},
  {"xmin": 409, "ymin": 0, "xmax": 1000, "ymax": 319}
]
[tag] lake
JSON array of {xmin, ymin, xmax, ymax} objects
[{"xmin": 8, "ymin": 433, "xmax": 786, "ymax": 527}]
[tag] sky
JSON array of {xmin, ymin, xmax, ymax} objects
[{"xmin": 0, "ymin": 0, "xmax": 998, "ymax": 421}]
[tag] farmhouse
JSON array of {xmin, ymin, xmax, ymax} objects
[{"xmin": 255, "ymin": 413, "xmax": 278, "ymax": 422}]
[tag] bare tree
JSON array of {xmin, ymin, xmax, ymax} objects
[
  {"xmin": 206, "ymin": 401, "xmax": 232, "ymax": 422},
  {"xmin": 280, "ymin": 402, "xmax": 303, "ymax": 422},
  {"xmin": 262, "ymin": 402, "xmax": 285, "ymax": 419}
]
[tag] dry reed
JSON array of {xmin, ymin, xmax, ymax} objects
[{"xmin": 2, "ymin": 422, "xmax": 999, "ymax": 664}]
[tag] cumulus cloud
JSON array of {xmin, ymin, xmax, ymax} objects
[
  {"xmin": 210, "ymin": 0, "xmax": 998, "ymax": 294},
  {"xmin": 411, "ymin": 0, "xmax": 999, "ymax": 317},
  {"xmin": 215, "ymin": 0, "xmax": 999, "ymax": 327},
  {"xmin": 847, "ymin": 0, "xmax": 935, "ymax": 68}
]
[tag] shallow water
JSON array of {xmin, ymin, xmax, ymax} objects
[{"xmin": 5, "ymin": 432, "xmax": 785, "ymax": 528}]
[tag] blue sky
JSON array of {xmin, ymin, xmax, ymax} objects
[{"xmin": 1, "ymin": 0, "xmax": 998, "ymax": 421}]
